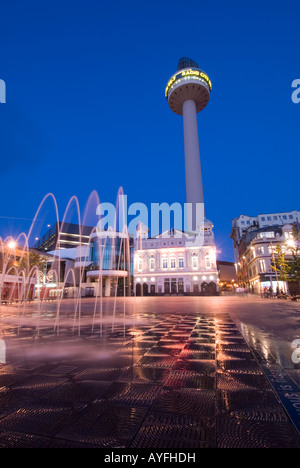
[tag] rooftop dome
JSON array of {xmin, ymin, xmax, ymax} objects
[
  {"xmin": 177, "ymin": 57, "xmax": 199, "ymax": 71},
  {"xmin": 199, "ymin": 218, "xmax": 214, "ymax": 231}
]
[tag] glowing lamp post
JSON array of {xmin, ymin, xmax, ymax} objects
[{"xmin": 0, "ymin": 240, "xmax": 16, "ymax": 304}]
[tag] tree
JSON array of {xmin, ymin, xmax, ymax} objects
[
  {"xmin": 287, "ymin": 226, "xmax": 300, "ymax": 291},
  {"xmin": 18, "ymin": 251, "xmax": 48, "ymax": 275},
  {"xmin": 289, "ymin": 252, "xmax": 300, "ymax": 281},
  {"xmin": 271, "ymin": 227, "xmax": 300, "ymax": 295},
  {"xmin": 270, "ymin": 244, "xmax": 290, "ymax": 283}
]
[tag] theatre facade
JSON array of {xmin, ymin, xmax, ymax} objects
[{"xmin": 133, "ymin": 222, "xmax": 219, "ymax": 296}]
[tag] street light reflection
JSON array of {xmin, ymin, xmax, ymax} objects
[{"xmin": 0, "ymin": 339, "xmax": 6, "ymax": 363}]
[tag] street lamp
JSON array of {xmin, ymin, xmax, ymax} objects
[{"xmin": 286, "ymin": 239, "xmax": 296, "ymax": 249}]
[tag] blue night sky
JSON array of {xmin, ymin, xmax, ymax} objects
[{"xmin": 0, "ymin": 0, "xmax": 299, "ymax": 261}]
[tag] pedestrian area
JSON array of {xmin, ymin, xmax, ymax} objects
[{"xmin": 0, "ymin": 309, "xmax": 299, "ymax": 448}]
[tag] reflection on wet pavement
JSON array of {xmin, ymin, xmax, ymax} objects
[{"xmin": 0, "ymin": 296, "xmax": 299, "ymax": 448}]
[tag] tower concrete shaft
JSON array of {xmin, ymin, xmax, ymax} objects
[{"xmin": 182, "ymin": 99, "xmax": 204, "ymax": 231}]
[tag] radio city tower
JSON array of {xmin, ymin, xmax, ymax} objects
[{"xmin": 165, "ymin": 57, "xmax": 212, "ymax": 232}]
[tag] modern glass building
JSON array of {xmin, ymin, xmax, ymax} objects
[
  {"xmin": 35, "ymin": 222, "xmax": 94, "ymax": 251},
  {"xmin": 86, "ymin": 230, "xmax": 133, "ymax": 297}
]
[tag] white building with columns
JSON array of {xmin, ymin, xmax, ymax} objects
[{"xmin": 133, "ymin": 222, "xmax": 218, "ymax": 295}]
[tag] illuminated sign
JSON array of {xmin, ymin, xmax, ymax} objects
[{"xmin": 165, "ymin": 68, "xmax": 212, "ymax": 97}]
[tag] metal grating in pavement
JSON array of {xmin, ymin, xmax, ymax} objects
[
  {"xmin": 101, "ymin": 381, "xmax": 162, "ymax": 407},
  {"xmin": 56, "ymin": 402, "xmax": 147, "ymax": 448},
  {"xmin": 130, "ymin": 411, "xmax": 216, "ymax": 448},
  {"xmin": 163, "ymin": 370, "xmax": 215, "ymax": 390},
  {"xmin": 152, "ymin": 387, "xmax": 216, "ymax": 418},
  {"xmin": 217, "ymin": 416, "xmax": 300, "ymax": 448},
  {"xmin": 0, "ymin": 306, "xmax": 300, "ymax": 448}
]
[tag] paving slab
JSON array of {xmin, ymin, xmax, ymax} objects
[{"xmin": 0, "ymin": 296, "xmax": 299, "ymax": 448}]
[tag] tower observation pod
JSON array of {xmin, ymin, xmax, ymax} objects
[{"xmin": 165, "ymin": 57, "xmax": 212, "ymax": 232}]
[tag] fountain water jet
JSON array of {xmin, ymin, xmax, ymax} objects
[{"xmin": 0, "ymin": 189, "xmax": 136, "ymax": 345}]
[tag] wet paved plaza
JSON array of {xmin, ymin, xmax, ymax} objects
[{"xmin": 0, "ymin": 295, "xmax": 300, "ymax": 448}]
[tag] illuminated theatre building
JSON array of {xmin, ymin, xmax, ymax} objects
[
  {"xmin": 133, "ymin": 58, "xmax": 219, "ymax": 296},
  {"xmin": 134, "ymin": 223, "xmax": 218, "ymax": 296}
]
